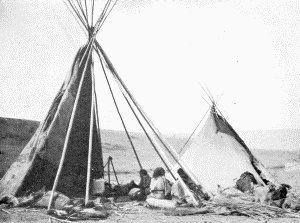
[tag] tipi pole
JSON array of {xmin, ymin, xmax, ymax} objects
[
  {"xmin": 65, "ymin": 0, "xmax": 88, "ymax": 31},
  {"xmin": 107, "ymin": 157, "xmax": 111, "ymax": 187},
  {"xmin": 94, "ymin": 96, "xmax": 102, "ymax": 148},
  {"xmin": 92, "ymin": 64, "xmax": 102, "ymax": 164},
  {"xmin": 98, "ymin": 55, "xmax": 143, "ymax": 170},
  {"xmin": 179, "ymin": 107, "xmax": 210, "ymax": 154},
  {"xmin": 85, "ymin": 61, "xmax": 95, "ymax": 206},
  {"xmin": 75, "ymin": 0, "xmax": 89, "ymax": 28},
  {"xmin": 94, "ymin": 91, "xmax": 100, "ymax": 135},
  {"xmin": 110, "ymin": 158, "xmax": 119, "ymax": 185},
  {"xmin": 92, "ymin": 0, "xmax": 112, "ymax": 34},
  {"xmin": 47, "ymin": 43, "xmax": 94, "ymax": 211},
  {"xmin": 91, "ymin": 0, "xmax": 95, "ymax": 26},
  {"xmin": 93, "ymin": 79, "xmax": 103, "ymax": 178},
  {"xmin": 94, "ymin": 0, "xmax": 118, "ymax": 34}
]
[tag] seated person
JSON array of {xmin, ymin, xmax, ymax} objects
[
  {"xmin": 166, "ymin": 168, "xmax": 209, "ymax": 203},
  {"xmin": 147, "ymin": 167, "xmax": 171, "ymax": 199},
  {"xmin": 138, "ymin": 169, "xmax": 151, "ymax": 193},
  {"xmin": 170, "ymin": 180, "xmax": 186, "ymax": 204},
  {"xmin": 168, "ymin": 168, "xmax": 195, "ymax": 204},
  {"xmin": 130, "ymin": 169, "xmax": 151, "ymax": 201}
]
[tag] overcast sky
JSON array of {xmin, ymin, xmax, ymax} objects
[{"xmin": 0, "ymin": 0, "xmax": 300, "ymax": 134}]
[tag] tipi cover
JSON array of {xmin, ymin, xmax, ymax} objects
[
  {"xmin": 0, "ymin": 45, "xmax": 103, "ymax": 198},
  {"xmin": 178, "ymin": 106, "xmax": 278, "ymax": 196}
]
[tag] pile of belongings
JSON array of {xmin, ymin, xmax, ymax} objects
[
  {"xmin": 0, "ymin": 179, "xmax": 146, "ymax": 220},
  {"xmin": 107, "ymin": 180, "xmax": 140, "ymax": 197},
  {"xmin": 98, "ymin": 180, "xmax": 145, "ymax": 202},
  {"xmin": 161, "ymin": 172, "xmax": 300, "ymax": 220},
  {"xmin": 234, "ymin": 172, "xmax": 300, "ymax": 209},
  {"xmin": 205, "ymin": 189, "xmax": 300, "ymax": 220},
  {"xmin": 0, "ymin": 189, "xmax": 109, "ymax": 221},
  {"xmin": 47, "ymin": 200, "xmax": 109, "ymax": 221},
  {"xmin": 282, "ymin": 189, "xmax": 300, "ymax": 211},
  {"xmin": 163, "ymin": 187, "xmax": 300, "ymax": 220}
]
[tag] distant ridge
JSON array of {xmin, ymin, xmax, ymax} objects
[
  {"xmin": 239, "ymin": 129, "xmax": 300, "ymax": 151},
  {"xmin": 165, "ymin": 129, "xmax": 300, "ymax": 151},
  {"xmin": 1, "ymin": 117, "xmax": 300, "ymax": 151},
  {"xmin": 0, "ymin": 117, "xmax": 40, "ymax": 177},
  {"xmin": 0, "ymin": 117, "xmax": 39, "ymax": 141},
  {"xmin": 1, "ymin": 117, "xmax": 300, "ymax": 181}
]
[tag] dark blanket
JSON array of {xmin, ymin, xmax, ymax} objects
[{"xmin": 235, "ymin": 171, "xmax": 258, "ymax": 192}]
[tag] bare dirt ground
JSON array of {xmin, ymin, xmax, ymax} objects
[
  {"xmin": 1, "ymin": 118, "xmax": 300, "ymax": 222},
  {"xmin": 1, "ymin": 202, "xmax": 300, "ymax": 223}
]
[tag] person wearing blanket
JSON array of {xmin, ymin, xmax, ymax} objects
[
  {"xmin": 138, "ymin": 169, "xmax": 151, "ymax": 192},
  {"xmin": 145, "ymin": 167, "xmax": 191, "ymax": 209},
  {"xmin": 147, "ymin": 167, "xmax": 171, "ymax": 199}
]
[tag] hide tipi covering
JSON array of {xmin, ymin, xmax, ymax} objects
[
  {"xmin": 178, "ymin": 106, "xmax": 278, "ymax": 196},
  {"xmin": 0, "ymin": 45, "xmax": 103, "ymax": 198}
]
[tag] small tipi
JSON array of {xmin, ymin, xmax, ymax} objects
[{"xmin": 177, "ymin": 103, "xmax": 278, "ymax": 196}]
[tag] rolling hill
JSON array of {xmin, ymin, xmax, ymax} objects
[{"xmin": 1, "ymin": 117, "xmax": 300, "ymax": 182}]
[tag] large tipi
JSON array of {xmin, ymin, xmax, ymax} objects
[
  {"xmin": 0, "ymin": 44, "xmax": 103, "ymax": 198},
  {"xmin": 0, "ymin": 0, "xmax": 200, "ymax": 208}
]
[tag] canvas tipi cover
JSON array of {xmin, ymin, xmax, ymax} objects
[
  {"xmin": 0, "ymin": 45, "xmax": 103, "ymax": 198},
  {"xmin": 178, "ymin": 106, "xmax": 277, "ymax": 196}
]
